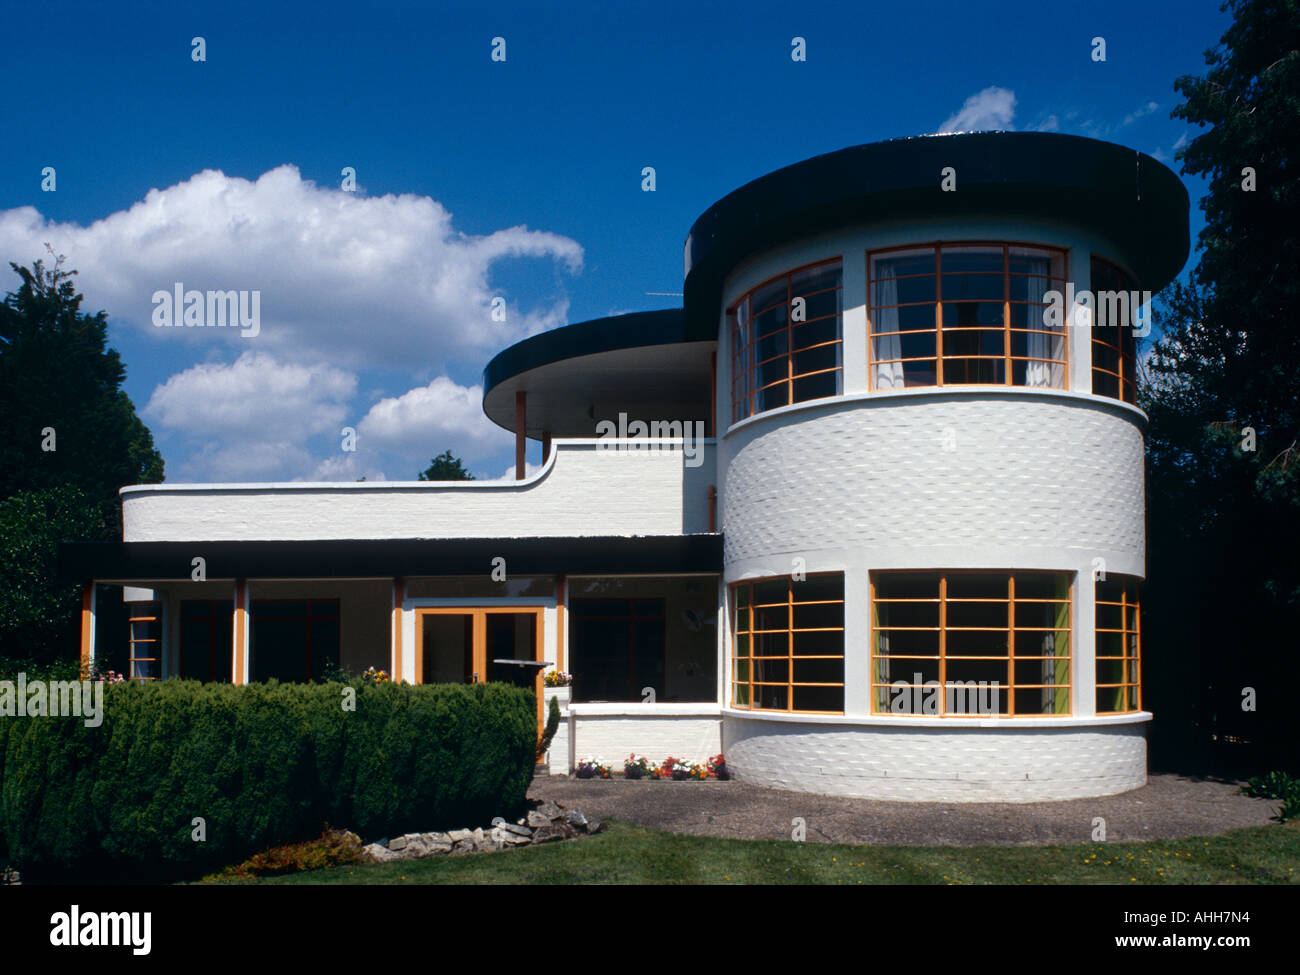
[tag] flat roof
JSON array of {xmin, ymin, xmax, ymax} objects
[{"xmin": 683, "ymin": 131, "xmax": 1191, "ymax": 335}]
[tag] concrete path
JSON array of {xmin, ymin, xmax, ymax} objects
[{"xmin": 529, "ymin": 774, "xmax": 1280, "ymax": 846}]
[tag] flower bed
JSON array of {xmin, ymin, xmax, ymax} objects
[{"xmin": 578, "ymin": 754, "xmax": 730, "ymax": 781}]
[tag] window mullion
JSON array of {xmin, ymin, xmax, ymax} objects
[
  {"xmin": 935, "ymin": 245, "xmax": 944, "ymax": 387},
  {"xmin": 938, "ymin": 574, "xmax": 947, "ymax": 714},
  {"xmin": 1007, "ymin": 573, "xmax": 1015, "ymax": 717},
  {"xmin": 1003, "ymin": 243, "xmax": 1012, "ymax": 386}
]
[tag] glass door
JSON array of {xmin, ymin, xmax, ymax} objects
[
  {"xmin": 415, "ymin": 608, "xmax": 545, "ymax": 731},
  {"xmin": 420, "ymin": 611, "xmax": 477, "ymax": 684}
]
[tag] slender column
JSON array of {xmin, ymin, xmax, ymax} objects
[
  {"xmin": 79, "ymin": 583, "xmax": 96, "ymax": 677},
  {"xmin": 556, "ymin": 575, "xmax": 566, "ymax": 671},
  {"xmin": 515, "ymin": 390, "xmax": 527, "ymax": 479},
  {"xmin": 391, "ymin": 577, "xmax": 405, "ymax": 682},
  {"xmin": 233, "ymin": 579, "xmax": 249, "ymax": 685},
  {"xmin": 541, "ymin": 429, "xmax": 552, "ymax": 465}
]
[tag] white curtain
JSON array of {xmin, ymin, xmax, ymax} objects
[
  {"xmin": 872, "ymin": 261, "xmax": 905, "ymax": 389},
  {"xmin": 1023, "ymin": 259, "xmax": 1067, "ymax": 388},
  {"xmin": 1023, "ymin": 259, "xmax": 1056, "ymax": 387}
]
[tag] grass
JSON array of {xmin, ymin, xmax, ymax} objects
[{"xmin": 203, "ymin": 819, "xmax": 1300, "ymax": 885}]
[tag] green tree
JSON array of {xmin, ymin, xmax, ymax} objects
[
  {"xmin": 418, "ymin": 450, "xmax": 475, "ymax": 481},
  {"xmin": 1142, "ymin": 0, "xmax": 1300, "ymax": 772},
  {"xmin": 0, "ymin": 485, "xmax": 106, "ymax": 663},
  {"xmin": 0, "ymin": 253, "xmax": 165, "ymax": 511},
  {"xmin": 0, "ymin": 253, "xmax": 165, "ymax": 664}
]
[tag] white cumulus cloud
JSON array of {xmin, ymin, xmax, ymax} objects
[
  {"xmin": 143, "ymin": 351, "xmax": 357, "ymax": 479},
  {"xmin": 938, "ymin": 87, "xmax": 1018, "ymax": 133},
  {"xmin": 0, "ymin": 165, "xmax": 583, "ymax": 370},
  {"xmin": 357, "ymin": 376, "xmax": 511, "ymax": 465}
]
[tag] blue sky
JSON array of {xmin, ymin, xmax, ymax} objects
[{"xmin": 0, "ymin": 0, "xmax": 1231, "ymax": 482}]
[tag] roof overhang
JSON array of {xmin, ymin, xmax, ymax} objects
[
  {"xmin": 481, "ymin": 309, "xmax": 714, "ymax": 437},
  {"xmin": 683, "ymin": 131, "xmax": 1191, "ymax": 336},
  {"xmin": 60, "ymin": 535, "xmax": 724, "ymax": 582}
]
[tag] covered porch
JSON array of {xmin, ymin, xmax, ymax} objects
[{"xmin": 60, "ymin": 536, "xmax": 725, "ymax": 769}]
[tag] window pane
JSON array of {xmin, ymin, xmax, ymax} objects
[
  {"xmin": 1010, "ymin": 330, "xmax": 1065, "ymax": 360},
  {"xmin": 876, "ymin": 574, "xmax": 940, "ymax": 599},
  {"xmin": 791, "ymin": 262, "xmax": 840, "ymax": 295},
  {"xmin": 758, "ymin": 382, "xmax": 789, "ymax": 412},
  {"xmin": 942, "ymin": 302, "xmax": 1004, "ymax": 328},
  {"xmin": 793, "ymin": 344, "xmax": 838, "ymax": 377},
  {"xmin": 792, "ymin": 685, "xmax": 843, "ymax": 712},
  {"xmin": 793, "ymin": 371, "xmax": 838, "ymax": 402},
  {"xmin": 942, "ymin": 273, "xmax": 1004, "ymax": 301},
  {"xmin": 799, "ymin": 289, "xmax": 840, "ymax": 322},
  {"xmin": 792, "ymin": 317, "xmax": 837, "ymax": 351},
  {"xmin": 893, "ymin": 304, "xmax": 937, "ymax": 331},
  {"xmin": 943, "ymin": 327, "xmax": 1005, "ymax": 356},
  {"xmin": 752, "ymin": 278, "xmax": 787, "ymax": 314},
  {"xmin": 942, "ymin": 358, "xmax": 1005, "ymax": 384},
  {"xmin": 938, "ymin": 248, "xmax": 1003, "ymax": 273},
  {"xmin": 873, "ymin": 250, "xmax": 934, "ymax": 278}
]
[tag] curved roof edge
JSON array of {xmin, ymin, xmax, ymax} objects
[
  {"xmin": 683, "ymin": 131, "xmax": 1190, "ymax": 335},
  {"xmin": 481, "ymin": 308, "xmax": 705, "ymax": 397}
]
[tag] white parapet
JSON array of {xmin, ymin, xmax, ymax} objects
[
  {"xmin": 565, "ymin": 704, "xmax": 724, "ymax": 770},
  {"xmin": 121, "ymin": 439, "xmax": 716, "ymax": 542}
]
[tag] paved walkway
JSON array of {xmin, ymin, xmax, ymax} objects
[{"xmin": 530, "ymin": 774, "xmax": 1279, "ymax": 846}]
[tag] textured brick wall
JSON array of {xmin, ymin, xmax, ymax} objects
[
  {"xmin": 724, "ymin": 715, "xmax": 1148, "ymax": 802},
  {"xmin": 123, "ymin": 440, "xmax": 715, "ymax": 542},
  {"xmin": 721, "ymin": 393, "xmax": 1145, "ymax": 573}
]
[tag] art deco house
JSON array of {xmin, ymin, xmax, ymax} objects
[{"xmin": 63, "ymin": 131, "xmax": 1189, "ymax": 801}]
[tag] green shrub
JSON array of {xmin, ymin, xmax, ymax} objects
[
  {"xmin": 0, "ymin": 679, "xmax": 535, "ymax": 882},
  {"xmin": 1240, "ymin": 770, "xmax": 1300, "ymax": 823},
  {"xmin": 537, "ymin": 695, "xmax": 561, "ymax": 762}
]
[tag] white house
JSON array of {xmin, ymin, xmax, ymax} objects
[{"xmin": 62, "ymin": 131, "xmax": 1190, "ymax": 801}]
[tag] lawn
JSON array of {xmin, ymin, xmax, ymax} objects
[{"xmin": 205, "ymin": 820, "xmax": 1300, "ymax": 885}]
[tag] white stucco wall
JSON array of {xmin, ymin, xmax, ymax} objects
[
  {"xmin": 720, "ymin": 392, "xmax": 1145, "ymax": 577},
  {"xmin": 564, "ymin": 705, "xmax": 723, "ymax": 769},
  {"xmin": 121, "ymin": 439, "xmax": 716, "ymax": 542},
  {"xmin": 703, "ymin": 215, "xmax": 1151, "ymax": 800}
]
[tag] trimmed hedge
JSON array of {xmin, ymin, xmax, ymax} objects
[{"xmin": 0, "ymin": 679, "xmax": 536, "ymax": 882}]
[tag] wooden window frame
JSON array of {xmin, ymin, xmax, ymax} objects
[
  {"xmin": 127, "ymin": 601, "xmax": 163, "ymax": 682},
  {"xmin": 1095, "ymin": 577, "xmax": 1142, "ymax": 713},
  {"xmin": 728, "ymin": 258, "xmax": 843, "ymax": 424},
  {"xmin": 869, "ymin": 570, "xmax": 1073, "ymax": 717},
  {"xmin": 567, "ymin": 597, "xmax": 666, "ymax": 703},
  {"xmin": 1089, "ymin": 256, "xmax": 1140, "ymax": 404},
  {"xmin": 179, "ymin": 599, "xmax": 234, "ymax": 683},
  {"xmin": 414, "ymin": 606, "xmax": 546, "ymax": 733},
  {"xmin": 866, "ymin": 241, "xmax": 1070, "ymax": 392},
  {"xmin": 249, "ymin": 598, "xmax": 341, "ymax": 683},
  {"xmin": 730, "ymin": 572, "xmax": 845, "ymax": 715}
]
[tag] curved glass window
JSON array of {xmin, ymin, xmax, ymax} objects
[
  {"xmin": 731, "ymin": 573, "xmax": 844, "ymax": 713},
  {"xmin": 871, "ymin": 572, "xmax": 1072, "ymax": 716},
  {"xmin": 868, "ymin": 243, "xmax": 1067, "ymax": 390},
  {"xmin": 729, "ymin": 260, "xmax": 842, "ymax": 423},
  {"xmin": 1095, "ymin": 576, "xmax": 1141, "ymax": 712},
  {"xmin": 1090, "ymin": 257, "xmax": 1139, "ymax": 403}
]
